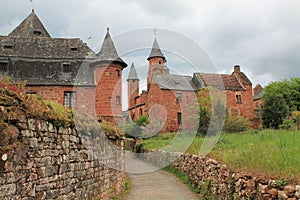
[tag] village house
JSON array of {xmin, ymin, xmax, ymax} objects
[
  {"xmin": 127, "ymin": 38, "xmax": 256, "ymax": 132},
  {"xmin": 0, "ymin": 10, "xmax": 127, "ymax": 124}
]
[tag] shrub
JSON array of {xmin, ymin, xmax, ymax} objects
[
  {"xmin": 279, "ymin": 119, "xmax": 295, "ymax": 130},
  {"xmin": 124, "ymin": 122, "xmax": 142, "ymax": 139},
  {"xmin": 135, "ymin": 115, "xmax": 149, "ymax": 126},
  {"xmin": 197, "ymin": 106, "xmax": 210, "ymax": 136},
  {"xmin": 224, "ymin": 115, "xmax": 251, "ymax": 133}
]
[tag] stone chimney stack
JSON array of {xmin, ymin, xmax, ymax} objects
[{"xmin": 234, "ymin": 65, "xmax": 240, "ymax": 73}]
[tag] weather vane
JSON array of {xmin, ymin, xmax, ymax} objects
[
  {"xmin": 30, "ymin": 0, "xmax": 35, "ymax": 11},
  {"xmin": 154, "ymin": 28, "xmax": 157, "ymax": 37}
]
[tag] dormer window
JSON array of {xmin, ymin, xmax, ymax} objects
[
  {"xmin": 33, "ymin": 30, "xmax": 42, "ymax": 36},
  {"xmin": 70, "ymin": 47, "xmax": 78, "ymax": 52},
  {"xmin": 3, "ymin": 45, "xmax": 13, "ymax": 50},
  {"xmin": 0, "ymin": 62, "xmax": 8, "ymax": 72},
  {"xmin": 62, "ymin": 63, "xmax": 72, "ymax": 73}
]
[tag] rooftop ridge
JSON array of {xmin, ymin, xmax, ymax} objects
[{"xmin": 9, "ymin": 10, "xmax": 51, "ymax": 38}]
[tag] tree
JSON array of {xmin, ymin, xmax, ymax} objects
[
  {"xmin": 262, "ymin": 77, "xmax": 300, "ymax": 129},
  {"xmin": 197, "ymin": 106, "xmax": 210, "ymax": 135},
  {"xmin": 196, "ymin": 89, "xmax": 212, "ymax": 136},
  {"xmin": 262, "ymin": 94, "xmax": 288, "ymax": 129},
  {"xmin": 263, "ymin": 77, "xmax": 300, "ymax": 113}
]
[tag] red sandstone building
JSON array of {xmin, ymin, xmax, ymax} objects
[
  {"xmin": 0, "ymin": 11, "xmax": 127, "ymax": 123},
  {"xmin": 127, "ymin": 39, "xmax": 256, "ymax": 132},
  {"xmin": 1, "ymin": 11, "xmax": 259, "ymax": 130}
]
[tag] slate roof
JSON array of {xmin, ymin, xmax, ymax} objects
[
  {"xmin": 127, "ymin": 63, "xmax": 139, "ymax": 81},
  {"xmin": 254, "ymin": 88, "xmax": 264, "ymax": 100},
  {"xmin": 194, "ymin": 73, "xmax": 245, "ymax": 91},
  {"xmin": 95, "ymin": 28, "xmax": 127, "ymax": 68},
  {"xmin": 153, "ymin": 74, "xmax": 196, "ymax": 91},
  {"xmin": 0, "ymin": 11, "xmax": 96, "ymax": 86},
  {"xmin": 9, "ymin": 10, "xmax": 51, "ymax": 38},
  {"xmin": 233, "ymin": 71, "xmax": 252, "ymax": 85},
  {"xmin": 0, "ymin": 12, "xmax": 129, "ymax": 86},
  {"xmin": 147, "ymin": 38, "xmax": 166, "ymax": 61},
  {"xmin": 0, "ymin": 36, "xmax": 95, "ymax": 59}
]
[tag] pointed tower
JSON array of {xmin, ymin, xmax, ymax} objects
[
  {"xmin": 127, "ymin": 63, "xmax": 140, "ymax": 110},
  {"xmin": 147, "ymin": 38, "xmax": 167, "ymax": 89},
  {"xmin": 91, "ymin": 27, "xmax": 127, "ymax": 123},
  {"xmin": 9, "ymin": 10, "xmax": 51, "ymax": 38}
]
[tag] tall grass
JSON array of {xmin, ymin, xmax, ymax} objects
[{"xmin": 139, "ymin": 130, "xmax": 300, "ymax": 180}]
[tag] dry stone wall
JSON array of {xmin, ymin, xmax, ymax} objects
[
  {"xmin": 0, "ymin": 119, "xmax": 125, "ymax": 200},
  {"xmin": 138, "ymin": 149, "xmax": 300, "ymax": 199}
]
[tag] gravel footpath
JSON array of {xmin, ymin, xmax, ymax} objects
[{"xmin": 121, "ymin": 153, "xmax": 199, "ymax": 200}]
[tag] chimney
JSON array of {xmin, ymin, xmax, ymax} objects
[{"xmin": 234, "ymin": 65, "xmax": 240, "ymax": 73}]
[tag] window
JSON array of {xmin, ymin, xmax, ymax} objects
[
  {"xmin": 26, "ymin": 91, "xmax": 37, "ymax": 95},
  {"xmin": 0, "ymin": 62, "xmax": 8, "ymax": 72},
  {"xmin": 64, "ymin": 92, "xmax": 76, "ymax": 108},
  {"xmin": 70, "ymin": 47, "xmax": 78, "ymax": 52},
  {"xmin": 116, "ymin": 69, "xmax": 120, "ymax": 77},
  {"xmin": 33, "ymin": 30, "xmax": 42, "ymax": 36},
  {"xmin": 177, "ymin": 112, "xmax": 182, "ymax": 126},
  {"xmin": 140, "ymin": 108, "xmax": 143, "ymax": 116},
  {"xmin": 3, "ymin": 45, "xmax": 13, "ymax": 50},
  {"xmin": 62, "ymin": 63, "xmax": 72, "ymax": 73},
  {"xmin": 116, "ymin": 96, "xmax": 121, "ymax": 106},
  {"xmin": 236, "ymin": 95, "xmax": 242, "ymax": 104},
  {"xmin": 176, "ymin": 93, "xmax": 182, "ymax": 103},
  {"xmin": 186, "ymin": 96, "xmax": 189, "ymax": 103}
]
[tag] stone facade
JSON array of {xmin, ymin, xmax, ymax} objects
[
  {"xmin": 0, "ymin": 119, "xmax": 125, "ymax": 200},
  {"xmin": 139, "ymin": 149, "xmax": 300, "ymax": 199}
]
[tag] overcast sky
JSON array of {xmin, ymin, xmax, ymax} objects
[{"xmin": 1, "ymin": 0, "xmax": 300, "ymax": 89}]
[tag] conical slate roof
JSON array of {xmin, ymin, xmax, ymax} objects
[
  {"xmin": 127, "ymin": 63, "xmax": 139, "ymax": 81},
  {"xmin": 9, "ymin": 10, "xmax": 51, "ymax": 38},
  {"xmin": 96, "ymin": 28, "xmax": 127, "ymax": 68},
  {"xmin": 147, "ymin": 38, "xmax": 166, "ymax": 61}
]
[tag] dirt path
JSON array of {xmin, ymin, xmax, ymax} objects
[{"xmin": 121, "ymin": 153, "xmax": 199, "ymax": 200}]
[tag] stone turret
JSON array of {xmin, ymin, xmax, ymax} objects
[
  {"xmin": 92, "ymin": 28, "xmax": 127, "ymax": 123},
  {"xmin": 127, "ymin": 63, "xmax": 140, "ymax": 110},
  {"xmin": 147, "ymin": 38, "xmax": 167, "ymax": 89}
]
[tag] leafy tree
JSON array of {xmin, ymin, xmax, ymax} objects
[
  {"xmin": 262, "ymin": 94, "xmax": 288, "ymax": 129},
  {"xmin": 262, "ymin": 77, "xmax": 300, "ymax": 129},
  {"xmin": 196, "ymin": 89, "xmax": 211, "ymax": 136},
  {"xmin": 263, "ymin": 77, "xmax": 300, "ymax": 113},
  {"xmin": 197, "ymin": 106, "xmax": 210, "ymax": 135}
]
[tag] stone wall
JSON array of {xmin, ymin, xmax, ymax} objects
[
  {"xmin": 138, "ymin": 149, "xmax": 300, "ymax": 199},
  {"xmin": 0, "ymin": 119, "xmax": 125, "ymax": 200}
]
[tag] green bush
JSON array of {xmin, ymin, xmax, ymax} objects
[
  {"xmin": 124, "ymin": 122, "xmax": 142, "ymax": 139},
  {"xmin": 134, "ymin": 115, "xmax": 149, "ymax": 126},
  {"xmin": 279, "ymin": 119, "xmax": 295, "ymax": 130},
  {"xmin": 224, "ymin": 115, "xmax": 251, "ymax": 133},
  {"xmin": 197, "ymin": 106, "xmax": 210, "ymax": 136}
]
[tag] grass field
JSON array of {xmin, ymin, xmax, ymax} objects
[{"xmin": 138, "ymin": 130, "xmax": 300, "ymax": 181}]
